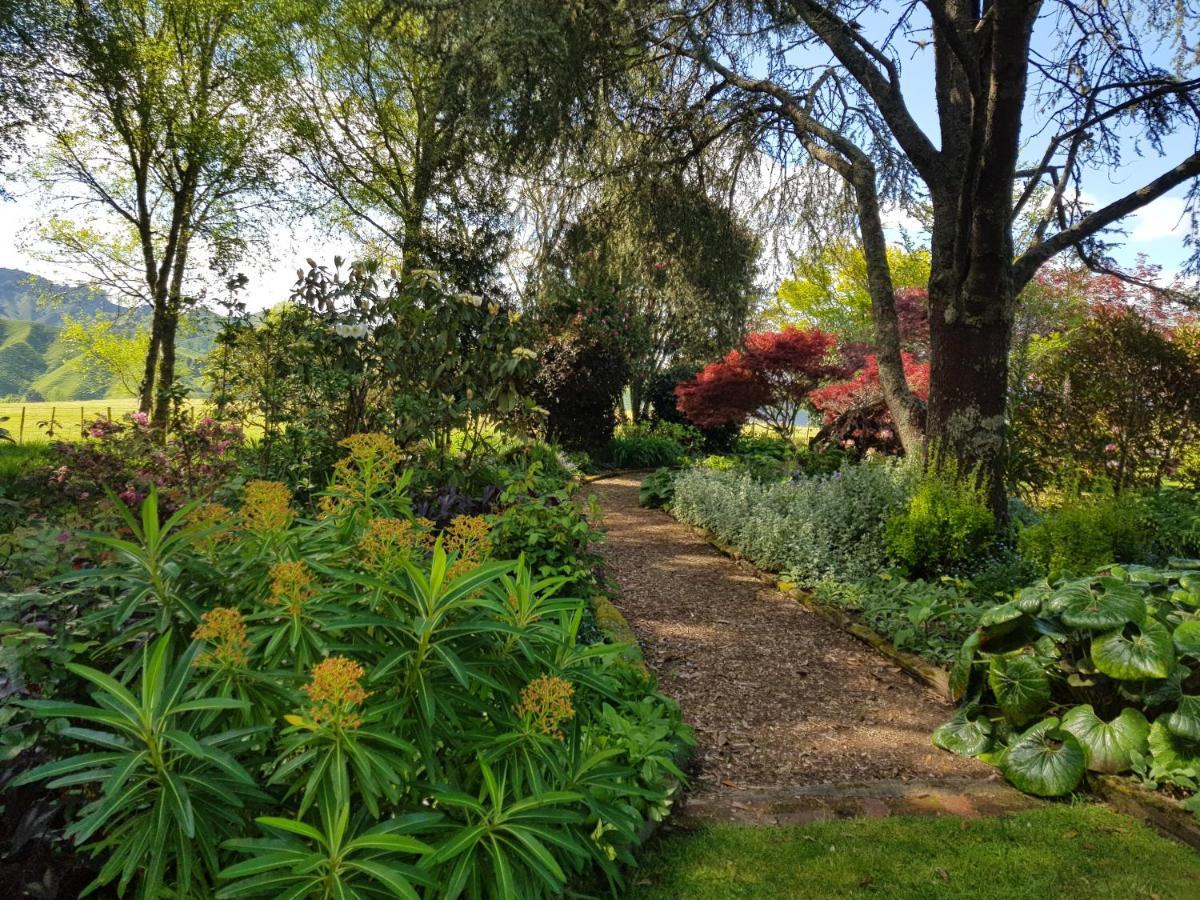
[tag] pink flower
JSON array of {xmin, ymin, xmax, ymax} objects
[
  {"xmin": 55, "ymin": 531, "xmax": 71, "ymax": 544},
  {"xmin": 1104, "ymin": 443, "xmax": 1118, "ymax": 453}
]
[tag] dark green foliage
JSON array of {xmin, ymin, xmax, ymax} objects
[
  {"xmin": 639, "ymin": 469, "xmax": 676, "ymax": 509},
  {"xmin": 936, "ymin": 562, "xmax": 1200, "ymax": 797},
  {"xmin": 530, "ymin": 283, "xmax": 632, "ymax": 452},
  {"xmin": 605, "ymin": 436, "xmax": 685, "ymax": 469}
]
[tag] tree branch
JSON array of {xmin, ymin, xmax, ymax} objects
[{"xmin": 1013, "ymin": 150, "xmax": 1200, "ymax": 289}]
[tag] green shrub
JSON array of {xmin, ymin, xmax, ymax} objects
[
  {"xmin": 639, "ymin": 468, "xmax": 676, "ymax": 508},
  {"xmin": 670, "ymin": 460, "xmax": 917, "ymax": 583},
  {"xmin": 935, "ymin": 561, "xmax": 1200, "ymax": 799},
  {"xmin": 884, "ymin": 467, "xmax": 996, "ymax": 578},
  {"xmin": 7, "ymin": 434, "xmax": 691, "ymax": 897},
  {"xmin": 604, "ymin": 435, "xmax": 686, "ymax": 469},
  {"xmin": 616, "ymin": 420, "xmax": 704, "ymax": 453},
  {"xmin": 1017, "ymin": 492, "xmax": 1147, "ymax": 580},
  {"xmin": 1139, "ymin": 488, "xmax": 1200, "ymax": 563}
]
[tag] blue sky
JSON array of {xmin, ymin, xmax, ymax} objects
[{"xmin": 1, "ymin": 5, "xmax": 1196, "ymax": 310}]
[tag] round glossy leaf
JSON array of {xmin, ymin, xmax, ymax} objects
[
  {"xmin": 1173, "ymin": 621, "xmax": 1200, "ymax": 659},
  {"xmin": 1165, "ymin": 696, "xmax": 1200, "ymax": 742},
  {"xmin": 978, "ymin": 601, "xmax": 1025, "ymax": 637},
  {"xmin": 1149, "ymin": 719, "xmax": 1200, "ymax": 772},
  {"xmin": 949, "ymin": 632, "xmax": 981, "ymax": 702},
  {"xmin": 1169, "ymin": 558, "xmax": 1200, "ymax": 571},
  {"xmin": 1091, "ymin": 619, "xmax": 1175, "ymax": 681},
  {"xmin": 1058, "ymin": 579, "xmax": 1146, "ymax": 632},
  {"xmin": 988, "ymin": 655, "xmax": 1051, "ymax": 725},
  {"xmin": 1002, "ymin": 718, "xmax": 1087, "ymax": 797},
  {"xmin": 933, "ymin": 706, "xmax": 993, "ymax": 757},
  {"xmin": 1059, "ymin": 704, "xmax": 1149, "ymax": 774},
  {"xmin": 1016, "ymin": 582, "xmax": 1052, "ymax": 615}
]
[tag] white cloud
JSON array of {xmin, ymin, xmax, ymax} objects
[{"xmin": 1131, "ymin": 195, "xmax": 1188, "ymax": 242}]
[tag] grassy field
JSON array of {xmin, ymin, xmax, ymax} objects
[
  {"xmin": 630, "ymin": 806, "xmax": 1200, "ymax": 899},
  {"xmin": 0, "ymin": 398, "xmax": 208, "ymax": 443}
]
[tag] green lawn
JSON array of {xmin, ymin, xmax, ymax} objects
[
  {"xmin": 629, "ymin": 806, "xmax": 1200, "ymax": 899},
  {"xmin": 0, "ymin": 398, "xmax": 209, "ymax": 443}
]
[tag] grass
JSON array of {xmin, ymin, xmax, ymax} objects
[
  {"xmin": 629, "ymin": 806, "xmax": 1200, "ymax": 899},
  {"xmin": 0, "ymin": 398, "xmax": 206, "ymax": 443}
]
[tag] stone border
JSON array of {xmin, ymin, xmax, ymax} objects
[{"xmin": 1091, "ymin": 775, "xmax": 1200, "ymax": 851}]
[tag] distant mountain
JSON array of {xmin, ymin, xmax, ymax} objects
[
  {"xmin": 0, "ymin": 267, "xmax": 130, "ymax": 325},
  {"xmin": 0, "ymin": 268, "xmax": 217, "ymax": 401}
]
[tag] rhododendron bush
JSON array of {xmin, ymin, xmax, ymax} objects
[{"xmin": 674, "ymin": 326, "xmax": 840, "ymax": 438}]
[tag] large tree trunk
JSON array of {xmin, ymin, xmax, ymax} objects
[{"xmin": 926, "ymin": 283, "xmax": 1012, "ymax": 511}]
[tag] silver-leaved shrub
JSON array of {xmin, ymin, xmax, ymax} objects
[{"xmin": 670, "ymin": 460, "xmax": 918, "ymax": 583}]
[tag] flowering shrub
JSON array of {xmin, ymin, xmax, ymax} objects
[
  {"xmin": 48, "ymin": 412, "xmax": 243, "ymax": 513},
  {"xmin": 8, "ymin": 436, "xmax": 691, "ymax": 898},
  {"xmin": 1008, "ymin": 308, "xmax": 1200, "ymax": 493},
  {"xmin": 675, "ymin": 326, "xmax": 840, "ymax": 439}
]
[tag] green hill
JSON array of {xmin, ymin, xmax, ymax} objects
[{"xmin": 0, "ymin": 269, "xmax": 218, "ymax": 401}]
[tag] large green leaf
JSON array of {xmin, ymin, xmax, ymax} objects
[
  {"xmin": 1058, "ymin": 579, "xmax": 1146, "ymax": 632},
  {"xmin": 1165, "ymin": 696, "xmax": 1200, "ymax": 742},
  {"xmin": 1173, "ymin": 620, "xmax": 1200, "ymax": 659},
  {"xmin": 978, "ymin": 601, "xmax": 1025, "ymax": 637},
  {"xmin": 988, "ymin": 655, "xmax": 1051, "ymax": 725},
  {"xmin": 1091, "ymin": 619, "xmax": 1175, "ymax": 680},
  {"xmin": 1149, "ymin": 719, "xmax": 1200, "ymax": 773},
  {"xmin": 948, "ymin": 632, "xmax": 981, "ymax": 702},
  {"xmin": 1015, "ymin": 581, "xmax": 1052, "ymax": 615},
  {"xmin": 1059, "ymin": 704, "xmax": 1149, "ymax": 774},
  {"xmin": 1001, "ymin": 717, "xmax": 1087, "ymax": 797},
  {"xmin": 932, "ymin": 704, "xmax": 993, "ymax": 757}
]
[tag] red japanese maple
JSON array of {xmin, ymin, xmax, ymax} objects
[
  {"xmin": 808, "ymin": 353, "xmax": 930, "ymax": 454},
  {"xmin": 675, "ymin": 327, "xmax": 839, "ymax": 437}
]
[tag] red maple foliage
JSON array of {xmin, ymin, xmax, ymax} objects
[
  {"xmin": 675, "ymin": 326, "xmax": 839, "ymax": 437},
  {"xmin": 808, "ymin": 353, "xmax": 930, "ymax": 455}
]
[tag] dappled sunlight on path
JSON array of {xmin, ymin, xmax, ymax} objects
[{"xmin": 589, "ymin": 474, "xmax": 998, "ymax": 809}]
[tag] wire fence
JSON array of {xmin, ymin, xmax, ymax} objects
[{"xmin": 0, "ymin": 399, "xmax": 196, "ymax": 443}]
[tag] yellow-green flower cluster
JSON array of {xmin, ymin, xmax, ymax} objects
[
  {"xmin": 188, "ymin": 502, "xmax": 232, "ymax": 552},
  {"xmin": 303, "ymin": 656, "xmax": 370, "ymax": 729},
  {"xmin": 193, "ymin": 607, "xmax": 250, "ymax": 669},
  {"xmin": 515, "ymin": 675, "xmax": 575, "ymax": 740},
  {"xmin": 322, "ymin": 432, "xmax": 405, "ymax": 517},
  {"xmin": 443, "ymin": 514, "xmax": 491, "ymax": 578},
  {"xmin": 269, "ymin": 560, "xmax": 315, "ymax": 616},
  {"xmin": 359, "ymin": 516, "xmax": 425, "ymax": 573},
  {"xmin": 241, "ymin": 481, "xmax": 294, "ymax": 532}
]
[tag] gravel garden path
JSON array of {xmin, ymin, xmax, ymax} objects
[{"xmin": 588, "ymin": 474, "xmax": 1010, "ymax": 821}]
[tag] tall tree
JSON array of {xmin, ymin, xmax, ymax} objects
[
  {"xmin": 544, "ymin": 174, "xmax": 761, "ymax": 418},
  {"xmin": 19, "ymin": 0, "xmax": 284, "ymax": 425},
  {"xmin": 667, "ymin": 0, "xmax": 1200, "ymax": 507},
  {"xmin": 284, "ymin": 0, "xmax": 642, "ymax": 290}
]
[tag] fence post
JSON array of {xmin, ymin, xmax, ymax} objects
[
  {"xmin": 17, "ymin": 405, "xmax": 25, "ymax": 445},
  {"xmin": 81, "ymin": 405, "xmax": 85, "ymax": 437}
]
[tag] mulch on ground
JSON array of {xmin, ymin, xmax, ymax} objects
[{"xmin": 587, "ymin": 474, "xmax": 995, "ymax": 806}]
